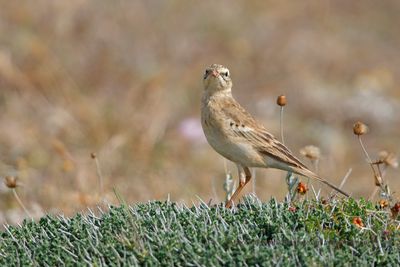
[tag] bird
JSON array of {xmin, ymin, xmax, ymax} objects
[{"xmin": 200, "ymin": 64, "xmax": 349, "ymax": 208}]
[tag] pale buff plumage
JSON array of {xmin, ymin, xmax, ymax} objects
[{"xmin": 201, "ymin": 64, "xmax": 349, "ymax": 207}]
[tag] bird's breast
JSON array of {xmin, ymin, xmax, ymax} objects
[{"xmin": 201, "ymin": 107, "xmax": 265, "ymax": 167}]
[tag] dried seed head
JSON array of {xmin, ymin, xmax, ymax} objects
[
  {"xmin": 353, "ymin": 121, "xmax": 368, "ymax": 136},
  {"xmin": 4, "ymin": 176, "xmax": 17, "ymax": 189},
  {"xmin": 379, "ymin": 199, "xmax": 389, "ymax": 209},
  {"xmin": 277, "ymin": 95, "xmax": 287, "ymax": 106},
  {"xmin": 374, "ymin": 174, "xmax": 383, "ymax": 186},
  {"xmin": 352, "ymin": 217, "xmax": 364, "ymax": 228},
  {"xmin": 297, "ymin": 182, "xmax": 308, "ymax": 195},
  {"xmin": 300, "ymin": 145, "xmax": 321, "ymax": 161},
  {"xmin": 378, "ymin": 150, "xmax": 398, "ymax": 169},
  {"xmin": 288, "ymin": 206, "xmax": 297, "ymax": 212},
  {"xmin": 391, "ymin": 202, "xmax": 400, "ymax": 219},
  {"xmin": 90, "ymin": 152, "xmax": 97, "ymax": 159},
  {"xmin": 320, "ymin": 197, "xmax": 329, "ymax": 205},
  {"xmin": 391, "ymin": 202, "xmax": 400, "ymax": 213}
]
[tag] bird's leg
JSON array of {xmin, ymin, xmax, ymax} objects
[{"xmin": 225, "ymin": 165, "xmax": 251, "ymax": 208}]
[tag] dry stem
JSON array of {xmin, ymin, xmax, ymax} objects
[
  {"xmin": 280, "ymin": 106, "xmax": 285, "ymax": 144},
  {"xmin": 12, "ymin": 189, "xmax": 32, "ymax": 219}
]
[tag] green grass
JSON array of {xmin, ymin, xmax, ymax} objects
[{"xmin": 0, "ymin": 196, "xmax": 399, "ymax": 266}]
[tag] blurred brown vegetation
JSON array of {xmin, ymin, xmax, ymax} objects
[{"xmin": 0, "ymin": 1, "xmax": 399, "ymax": 224}]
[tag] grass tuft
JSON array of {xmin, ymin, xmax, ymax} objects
[{"xmin": 1, "ymin": 196, "xmax": 399, "ymax": 266}]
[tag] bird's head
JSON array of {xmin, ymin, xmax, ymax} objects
[{"xmin": 203, "ymin": 64, "xmax": 232, "ymax": 95}]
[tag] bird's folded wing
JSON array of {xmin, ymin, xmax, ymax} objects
[
  {"xmin": 220, "ymin": 99, "xmax": 350, "ymax": 197},
  {"xmin": 221, "ymin": 101, "xmax": 308, "ymax": 170}
]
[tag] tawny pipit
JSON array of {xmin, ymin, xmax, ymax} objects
[{"xmin": 201, "ymin": 64, "xmax": 349, "ymax": 208}]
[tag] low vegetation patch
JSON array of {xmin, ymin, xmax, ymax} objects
[{"xmin": 1, "ymin": 196, "xmax": 399, "ymax": 266}]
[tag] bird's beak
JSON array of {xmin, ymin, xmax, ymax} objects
[{"xmin": 211, "ymin": 70, "xmax": 219, "ymax": 77}]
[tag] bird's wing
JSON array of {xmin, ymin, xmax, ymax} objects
[
  {"xmin": 220, "ymin": 97, "xmax": 350, "ymax": 197},
  {"xmin": 220, "ymin": 97, "xmax": 308, "ymax": 170}
]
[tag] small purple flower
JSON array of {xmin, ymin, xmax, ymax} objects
[{"xmin": 178, "ymin": 117, "xmax": 206, "ymax": 144}]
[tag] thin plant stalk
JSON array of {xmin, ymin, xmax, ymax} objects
[
  {"xmin": 376, "ymin": 164, "xmax": 384, "ymax": 181},
  {"xmin": 338, "ymin": 168, "xmax": 352, "ymax": 189},
  {"xmin": 313, "ymin": 159, "xmax": 319, "ymax": 173},
  {"xmin": 93, "ymin": 156, "xmax": 104, "ymax": 198},
  {"xmin": 358, "ymin": 135, "xmax": 386, "ymax": 197},
  {"xmin": 354, "ymin": 122, "xmax": 390, "ymax": 199},
  {"xmin": 358, "ymin": 136, "xmax": 378, "ymax": 177},
  {"xmin": 310, "ymin": 185, "xmax": 320, "ymax": 200},
  {"xmin": 223, "ymin": 159, "xmax": 235, "ymax": 201},
  {"xmin": 369, "ymin": 187, "xmax": 379, "ymax": 200},
  {"xmin": 308, "ymin": 159, "xmax": 319, "ymax": 199},
  {"xmin": 251, "ymin": 168, "xmax": 256, "ymax": 194},
  {"xmin": 12, "ymin": 189, "xmax": 32, "ymax": 219},
  {"xmin": 211, "ymin": 176, "xmax": 219, "ymax": 204},
  {"xmin": 330, "ymin": 168, "xmax": 352, "ymax": 199},
  {"xmin": 277, "ymin": 95, "xmax": 286, "ymax": 144},
  {"xmin": 369, "ymin": 163, "xmax": 385, "ymax": 200},
  {"xmin": 279, "ymin": 101, "xmax": 292, "ymax": 200},
  {"xmin": 280, "ymin": 106, "xmax": 285, "ymax": 144}
]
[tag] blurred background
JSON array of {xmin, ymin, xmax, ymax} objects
[{"xmin": 0, "ymin": 1, "xmax": 399, "ymax": 224}]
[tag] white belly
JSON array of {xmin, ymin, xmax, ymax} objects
[{"xmin": 203, "ymin": 126, "xmax": 266, "ymax": 167}]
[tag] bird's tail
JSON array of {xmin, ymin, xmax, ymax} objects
[{"xmin": 293, "ymin": 167, "xmax": 350, "ymax": 197}]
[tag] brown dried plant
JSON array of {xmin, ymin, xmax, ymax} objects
[
  {"xmin": 391, "ymin": 202, "xmax": 400, "ymax": 219},
  {"xmin": 296, "ymin": 182, "xmax": 308, "ymax": 195},
  {"xmin": 300, "ymin": 145, "xmax": 321, "ymax": 173},
  {"xmin": 91, "ymin": 152, "xmax": 104, "ymax": 200},
  {"xmin": 378, "ymin": 199, "xmax": 389, "ymax": 209},
  {"xmin": 353, "ymin": 122, "xmax": 395, "ymax": 201},
  {"xmin": 276, "ymin": 95, "xmax": 287, "ymax": 144},
  {"xmin": 352, "ymin": 217, "xmax": 364, "ymax": 228},
  {"xmin": 4, "ymin": 176, "xmax": 32, "ymax": 219}
]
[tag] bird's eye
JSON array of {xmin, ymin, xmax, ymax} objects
[
  {"xmin": 223, "ymin": 71, "xmax": 229, "ymax": 77},
  {"xmin": 203, "ymin": 70, "xmax": 210, "ymax": 79}
]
